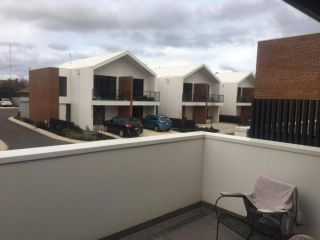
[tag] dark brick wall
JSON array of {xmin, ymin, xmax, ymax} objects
[
  {"xmin": 193, "ymin": 83, "xmax": 209, "ymax": 101},
  {"xmin": 240, "ymin": 106, "xmax": 252, "ymax": 124},
  {"xmin": 255, "ymin": 33, "xmax": 320, "ymax": 100},
  {"xmin": 29, "ymin": 67, "xmax": 59, "ymax": 121},
  {"xmin": 193, "ymin": 106, "xmax": 207, "ymax": 124},
  {"xmin": 242, "ymin": 88, "xmax": 255, "ymax": 102},
  {"xmin": 119, "ymin": 76, "xmax": 133, "ymax": 100},
  {"xmin": 118, "ymin": 106, "xmax": 132, "ymax": 116}
]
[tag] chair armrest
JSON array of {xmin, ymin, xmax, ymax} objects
[
  {"xmin": 220, "ymin": 192, "xmax": 247, "ymax": 197},
  {"xmin": 257, "ymin": 208, "xmax": 288, "ymax": 215}
]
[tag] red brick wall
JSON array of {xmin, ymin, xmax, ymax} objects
[
  {"xmin": 29, "ymin": 68, "xmax": 59, "ymax": 121},
  {"xmin": 119, "ymin": 76, "xmax": 133, "ymax": 100},
  {"xmin": 255, "ymin": 33, "xmax": 320, "ymax": 100},
  {"xmin": 242, "ymin": 88, "xmax": 255, "ymax": 102},
  {"xmin": 240, "ymin": 106, "xmax": 252, "ymax": 124},
  {"xmin": 193, "ymin": 83, "xmax": 209, "ymax": 101},
  {"xmin": 118, "ymin": 106, "xmax": 132, "ymax": 116}
]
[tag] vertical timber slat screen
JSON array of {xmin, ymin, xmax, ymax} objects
[{"xmin": 251, "ymin": 99, "xmax": 320, "ymax": 147}]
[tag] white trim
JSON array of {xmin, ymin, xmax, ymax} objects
[
  {"xmin": 92, "ymin": 100, "xmax": 131, "ymax": 106},
  {"xmin": 236, "ymin": 102, "xmax": 252, "ymax": 106},
  {"xmin": 0, "ymin": 131, "xmax": 319, "ymax": 165},
  {"xmin": 132, "ymin": 101, "xmax": 160, "ymax": 106}
]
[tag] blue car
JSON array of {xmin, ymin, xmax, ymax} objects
[{"xmin": 143, "ymin": 115, "xmax": 172, "ymax": 131}]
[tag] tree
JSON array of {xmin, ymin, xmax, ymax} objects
[{"xmin": 0, "ymin": 79, "xmax": 28, "ymax": 98}]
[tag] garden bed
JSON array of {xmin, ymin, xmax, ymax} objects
[{"xmin": 14, "ymin": 117, "xmax": 113, "ymax": 141}]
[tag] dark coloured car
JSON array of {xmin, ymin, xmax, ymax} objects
[
  {"xmin": 104, "ymin": 116, "xmax": 143, "ymax": 137},
  {"xmin": 142, "ymin": 115, "xmax": 172, "ymax": 131}
]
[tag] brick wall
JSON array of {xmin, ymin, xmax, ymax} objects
[
  {"xmin": 242, "ymin": 88, "xmax": 255, "ymax": 102},
  {"xmin": 255, "ymin": 33, "xmax": 320, "ymax": 100},
  {"xmin": 240, "ymin": 106, "xmax": 252, "ymax": 125},
  {"xmin": 29, "ymin": 67, "xmax": 59, "ymax": 121},
  {"xmin": 118, "ymin": 106, "xmax": 132, "ymax": 116},
  {"xmin": 193, "ymin": 83, "xmax": 209, "ymax": 101},
  {"xmin": 119, "ymin": 76, "xmax": 133, "ymax": 100},
  {"xmin": 193, "ymin": 106, "xmax": 207, "ymax": 124}
]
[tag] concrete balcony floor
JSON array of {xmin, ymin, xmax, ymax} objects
[{"xmin": 121, "ymin": 207, "xmax": 270, "ymax": 240}]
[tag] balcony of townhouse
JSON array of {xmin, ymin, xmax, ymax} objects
[
  {"xmin": 236, "ymin": 87, "xmax": 255, "ymax": 107},
  {"xmin": 92, "ymin": 88, "xmax": 131, "ymax": 106},
  {"xmin": 182, "ymin": 92, "xmax": 224, "ymax": 107},
  {"xmin": 0, "ymin": 132, "xmax": 319, "ymax": 240},
  {"xmin": 132, "ymin": 90, "xmax": 160, "ymax": 107}
]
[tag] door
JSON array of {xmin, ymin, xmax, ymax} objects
[
  {"xmin": 132, "ymin": 106, "xmax": 143, "ymax": 119},
  {"xmin": 183, "ymin": 83, "xmax": 193, "ymax": 101},
  {"xmin": 133, "ymin": 79, "xmax": 144, "ymax": 99}
]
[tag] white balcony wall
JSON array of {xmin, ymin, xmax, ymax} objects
[
  {"xmin": 0, "ymin": 133, "xmax": 319, "ymax": 239},
  {"xmin": 0, "ymin": 134, "xmax": 203, "ymax": 240},
  {"xmin": 202, "ymin": 134, "xmax": 320, "ymax": 237}
]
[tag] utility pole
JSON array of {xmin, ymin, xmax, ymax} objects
[{"xmin": 9, "ymin": 44, "xmax": 12, "ymax": 80}]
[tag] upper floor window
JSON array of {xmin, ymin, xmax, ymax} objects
[{"xmin": 59, "ymin": 76, "xmax": 67, "ymax": 96}]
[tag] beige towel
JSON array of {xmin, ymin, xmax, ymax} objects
[{"xmin": 247, "ymin": 176, "xmax": 303, "ymax": 234}]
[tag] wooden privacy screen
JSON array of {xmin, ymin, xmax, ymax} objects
[{"xmin": 251, "ymin": 99, "xmax": 320, "ymax": 147}]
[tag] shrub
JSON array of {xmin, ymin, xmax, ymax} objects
[{"xmin": 35, "ymin": 121, "xmax": 47, "ymax": 129}]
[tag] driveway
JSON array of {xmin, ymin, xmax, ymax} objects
[{"xmin": 0, "ymin": 108, "xmax": 68, "ymax": 150}]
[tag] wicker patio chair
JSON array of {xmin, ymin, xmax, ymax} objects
[{"xmin": 215, "ymin": 176, "xmax": 302, "ymax": 240}]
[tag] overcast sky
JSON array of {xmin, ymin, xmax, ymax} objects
[{"xmin": 0, "ymin": 0, "xmax": 319, "ymax": 79}]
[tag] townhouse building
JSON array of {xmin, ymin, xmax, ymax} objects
[
  {"xmin": 29, "ymin": 51, "xmax": 159, "ymax": 130},
  {"xmin": 154, "ymin": 64, "xmax": 223, "ymax": 124}
]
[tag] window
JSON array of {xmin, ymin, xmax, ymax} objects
[{"xmin": 59, "ymin": 77, "xmax": 67, "ymax": 97}]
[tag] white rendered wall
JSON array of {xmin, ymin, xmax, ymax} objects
[
  {"xmin": 157, "ymin": 77, "xmax": 183, "ymax": 118},
  {"xmin": 202, "ymin": 134, "xmax": 320, "ymax": 237},
  {"xmin": 105, "ymin": 106, "xmax": 118, "ymax": 120},
  {"xmin": 0, "ymin": 134, "xmax": 203, "ymax": 240},
  {"xmin": 208, "ymin": 106, "xmax": 220, "ymax": 123},
  {"xmin": 184, "ymin": 69, "xmax": 220, "ymax": 94},
  {"xmin": 185, "ymin": 106, "xmax": 193, "ymax": 120},
  {"xmin": 59, "ymin": 104, "xmax": 66, "ymax": 121},
  {"xmin": 94, "ymin": 56, "xmax": 156, "ymax": 92},
  {"xmin": 219, "ymin": 82, "xmax": 237, "ymax": 116},
  {"xmin": 77, "ymin": 68, "xmax": 94, "ymax": 129},
  {"xmin": 143, "ymin": 106, "xmax": 155, "ymax": 117},
  {"xmin": 19, "ymin": 99, "xmax": 29, "ymax": 118}
]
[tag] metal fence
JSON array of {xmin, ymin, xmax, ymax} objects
[{"xmin": 251, "ymin": 99, "xmax": 320, "ymax": 147}]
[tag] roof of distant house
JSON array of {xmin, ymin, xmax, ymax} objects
[
  {"xmin": 58, "ymin": 51, "xmax": 156, "ymax": 76},
  {"xmin": 215, "ymin": 72, "xmax": 255, "ymax": 84},
  {"xmin": 153, "ymin": 64, "xmax": 220, "ymax": 82}
]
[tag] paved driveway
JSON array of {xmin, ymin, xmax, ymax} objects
[{"xmin": 0, "ymin": 108, "xmax": 68, "ymax": 150}]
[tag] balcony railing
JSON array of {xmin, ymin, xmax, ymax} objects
[
  {"xmin": 92, "ymin": 89, "xmax": 160, "ymax": 101},
  {"xmin": 237, "ymin": 95, "xmax": 253, "ymax": 103},
  {"xmin": 92, "ymin": 89, "xmax": 130, "ymax": 101},
  {"xmin": 182, "ymin": 93, "xmax": 224, "ymax": 102},
  {"xmin": 133, "ymin": 91, "xmax": 160, "ymax": 101}
]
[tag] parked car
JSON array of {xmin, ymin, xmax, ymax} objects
[
  {"xmin": 0, "ymin": 98, "xmax": 13, "ymax": 107},
  {"xmin": 103, "ymin": 116, "xmax": 143, "ymax": 137},
  {"xmin": 142, "ymin": 115, "xmax": 172, "ymax": 131}
]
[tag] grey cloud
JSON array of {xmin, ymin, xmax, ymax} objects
[{"xmin": 48, "ymin": 43, "xmax": 70, "ymax": 51}]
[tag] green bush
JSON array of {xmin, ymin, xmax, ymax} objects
[
  {"xmin": 35, "ymin": 121, "xmax": 47, "ymax": 129},
  {"xmin": 62, "ymin": 128, "xmax": 97, "ymax": 141}
]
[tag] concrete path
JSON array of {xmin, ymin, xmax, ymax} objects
[{"xmin": 0, "ymin": 108, "xmax": 68, "ymax": 150}]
